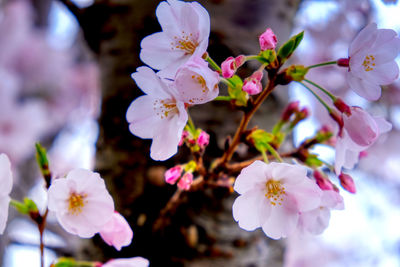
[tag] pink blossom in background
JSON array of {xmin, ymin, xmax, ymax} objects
[
  {"xmin": 197, "ymin": 130, "xmax": 209, "ymax": 148},
  {"xmin": 259, "ymin": 28, "xmax": 278, "ymax": 51},
  {"xmin": 221, "ymin": 55, "xmax": 245, "ymax": 78},
  {"xmin": 47, "ymin": 169, "xmax": 114, "ymax": 238},
  {"xmin": 335, "ymin": 107, "xmax": 392, "ymax": 174},
  {"xmin": 338, "ymin": 173, "xmax": 356, "ymax": 193},
  {"xmin": 140, "ymin": 0, "xmax": 210, "ymax": 77},
  {"xmin": 99, "ymin": 212, "xmax": 133, "ymax": 251},
  {"xmin": 177, "ymin": 172, "xmax": 193, "ymax": 190},
  {"xmin": 101, "ymin": 257, "xmax": 149, "ymax": 267},
  {"xmin": 174, "ymin": 56, "xmax": 220, "ymax": 104},
  {"xmin": 165, "ymin": 165, "xmax": 183, "ymax": 184},
  {"xmin": 0, "ymin": 154, "xmax": 13, "ymax": 234},
  {"xmin": 347, "ymin": 23, "xmax": 400, "ymax": 101},
  {"xmin": 232, "ymin": 161, "xmax": 322, "ymax": 239},
  {"xmin": 126, "ymin": 67, "xmax": 188, "ymax": 161},
  {"xmin": 297, "ymin": 190, "xmax": 344, "ymax": 235},
  {"xmin": 242, "ymin": 71, "xmax": 263, "ymax": 95}
]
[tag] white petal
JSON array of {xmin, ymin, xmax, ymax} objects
[
  {"xmin": 349, "ymin": 23, "xmax": 378, "ymax": 56},
  {"xmin": 191, "ymin": 2, "xmax": 210, "ymax": 44},
  {"xmin": 140, "ymin": 32, "xmax": 186, "ymax": 71},
  {"xmin": 156, "ymin": 0, "xmax": 185, "ymax": 38},
  {"xmin": 131, "ymin": 67, "xmax": 170, "ymax": 98},
  {"xmin": 269, "ymin": 162, "xmax": 307, "ymax": 185},
  {"xmin": 374, "ymin": 116, "xmax": 392, "ymax": 134},
  {"xmin": 0, "ymin": 154, "xmax": 13, "ymax": 195},
  {"xmin": 232, "ymin": 189, "xmax": 265, "ymax": 231},
  {"xmin": 373, "ymin": 37, "xmax": 400, "ymax": 65},
  {"xmin": 347, "ymin": 72, "xmax": 381, "ymax": 101},
  {"xmin": 261, "ymin": 194, "xmax": 299, "ymax": 239},
  {"xmin": 0, "ymin": 195, "xmax": 10, "ymax": 234},
  {"xmin": 369, "ymin": 61, "xmax": 399, "ymax": 85},
  {"xmin": 233, "ymin": 160, "xmax": 268, "ymax": 194},
  {"xmin": 285, "ymin": 178, "xmax": 322, "ymax": 212}
]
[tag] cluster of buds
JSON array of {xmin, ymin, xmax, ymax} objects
[
  {"xmin": 179, "ymin": 129, "xmax": 210, "ymax": 153},
  {"xmin": 164, "ymin": 161, "xmax": 197, "ymax": 191}
]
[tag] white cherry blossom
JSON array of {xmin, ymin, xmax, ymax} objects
[
  {"xmin": 140, "ymin": 0, "xmax": 210, "ymax": 77},
  {"xmin": 0, "ymin": 153, "xmax": 13, "ymax": 234},
  {"xmin": 47, "ymin": 169, "xmax": 114, "ymax": 238},
  {"xmin": 232, "ymin": 161, "xmax": 322, "ymax": 239},
  {"xmin": 347, "ymin": 23, "xmax": 400, "ymax": 101}
]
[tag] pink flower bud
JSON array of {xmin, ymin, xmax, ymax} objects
[
  {"xmin": 179, "ymin": 131, "xmax": 189, "ymax": 146},
  {"xmin": 337, "ymin": 58, "xmax": 349, "ymax": 67},
  {"xmin": 177, "ymin": 173, "xmax": 193, "ymax": 190},
  {"xmin": 221, "ymin": 55, "xmax": 246, "ymax": 78},
  {"xmin": 259, "ymin": 28, "xmax": 277, "ymax": 51},
  {"xmin": 99, "ymin": 212, "xmax": 133, "ymax": 251},
  {"xmin": 314, "ymin": 170, "xmax": 334, "ymax": 191},
  {"xmin": 197, "ymin": 131, "xmax": 210, "ymax": 148},
  {"xmin": 339, "ymin": 173, "xmax": 356, "ymax": 194},
  {"xmin": 242, "ymin": 71, "xmax": 263, "ymax": 95},
  {"xmin": 281, "ymin": 101, "xmax": 299, "ymax": 122},
  {"xmin": 334, "ymin": 98, "xmax": 351, "ymax": 115},
  {"xmin": 165, "ymin": 166, "xmax": 183, "ymax": 184},
  {"xmin": 329, "ymin": 110, "xmax": 344, "ymax": 134}
]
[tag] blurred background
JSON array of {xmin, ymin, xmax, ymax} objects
[{"xmin": 0, "ymin": 0, "xmax": 399, "ymax": 266}]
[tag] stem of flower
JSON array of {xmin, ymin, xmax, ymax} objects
[
  {"xmin": 220, "ymin": 77, "xmax": 236, "ymax": 87},
  {"xmin": 214, "ymin": 96, "xmax": 232, "ymax": 101},
  {"xmin": 298, "ymin": 82, "xmax": 332, "ymax": 113},
  {"xmin": 265, "ymin": 143, "xmax": 283, "ymax": 163},
  {"xmin": 304, "ymin": 79, "xmax": 336, "ymax": 101},
  {"xmin": 261, "ymin": 150, "xmax": 269, "ymax": 163},
  {"xmin": 306, "ymin": 60, "xmax": 338, "ymax": 69},
  {"xmin": 204, "ymin": 54, "xmax": 222, "ymax": 72},
  {"xmin": 187, "ymin": 114, "xmax": 196, "ymax": 133}
]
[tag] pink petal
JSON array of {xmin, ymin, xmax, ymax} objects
[
  {"xmin": 285, "ymin": 178, "xmax": 322, "ymax": 212},
  {"xmin": 0, "ymin": 154, "xmax": 12, "ymax": 195},
  {"xmin": 0, "ymin": 195, "xmax": 10, "ymax": 234},
  {"xmin": 131, "ymin": 67, "xmax": 171, "ymax": 98},
  {"xmin": 140, "ymin": 33, "xmax": 186, "ymax": 71},
  {"xmin": 99, "ymin": 212, "xmax": 133, "ymax": 251},
  {"xmin": 374, "ymin": 116, "xmax": 392, "ymax": 134},
  {"xmin": 103, "ymin": 257, "xmax": 149, "ymax": 267},
  {"xmin": 370, "ymin": 61, "xmax": 399, "ymax": 85},
  {"xmin": 347, "ymin": 72, "xmax": 381, "ymax": 101},
  {"xmin": 233, "ymin": 160, "xmax": 268, "ymax": 194},
  {"xmin": 298, "ymin": 207, "xmax": 331, "ymax": 235},
  {"xmin": 349, "ymin": 23, "xmax": 378, "ymax": 56},
  {"xmin": 269, "ymin": 162, "xmax": 307, "ymax": 185},
  {"xmin": 344, "ymin": 108, "xmax": 379, "ymax": 146}
]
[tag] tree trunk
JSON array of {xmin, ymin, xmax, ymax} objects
[{"xmin": 73, "ymin": 0, "xmax": 301, "ymax": 265}]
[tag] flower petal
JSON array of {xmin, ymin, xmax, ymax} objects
[
  {"xmin": 0, "ymin": 154, "xmax": 12, "ymax": 195},
  {"xmin": 347, "ymin": 72, "xmax": 381, "ymax": 101},
  {"xmin": 369, "ymin": 61, "xmax": 399, "ymax": 85},
  {"xmin": 131, "ymin": 67, "xmax": 171, "ymax": 98},
  {"xmin": 234, "ymin": 160, "xmax": 268, "ymax": 194},
  {"xmin": 232, "ymin": 188, "xmax": 265, "ymax": 231},
  {"xmin": 0, "ymin": 195, "xmax": 10, "ymax": 234},
  {"xmin": 285, "ymin": 178, "xmax": 322, "ymax": 212},
  {"xmin": 349, "ymin": 23, "xmax": 378, "ymax": 56}
]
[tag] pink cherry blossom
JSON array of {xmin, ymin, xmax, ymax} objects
[
  {"xmin": 165, "ymin": 165, "xmax": 183, "ymax": 184},
  {"xmin": 174, "ymin": 56, "xmax": 220, "ymax": 104},
  {"xmin": 242, "ymin": 71, "xmax": 263, "ymax": 95},
  {"xmin": 221, "ymin": 55, "xmax": 245, "ymax": 78},
  {"xmin": 347, "ymin": 23, "xmax": 400, "ymax": 101},
  {"xmin": 197, "ymin": 130, "xmax": 209, "ymax": 148},
  {"xmin": 297, "ymin": 190, "xmax": 344, "ymax": 235},
  {"xmin": 140, "ymin": 0, "xmax": 210, "ymax": 77},
  {"xmin": 0, "ymin": 154, "xmax": 13, "ymax": 234},
  {"xmin": 232, "ymin": 161, "xmax": 322, "ymax": 239},
  {"xmin": 177, "ymin": 172, "xmax": 193, "ymax": 190},
  {"xmin": 259, "ymin": 28, "xmax": 278, "ymax": 51},
  {"xmin": 99, "ymin": 212, "xmax": 133, "ymax": 251},
  {"xmin": 102, "ymin": 257, "xmax": 149, "ymax": 267},
  {"xmin": 335, "ymin": 107, "xmax": 392, "ymax": 174},
  {"xmin": 126, "ymin": 67, "xmax": 188, "ymax": 161},
  {"xmin": 47, "ymin": 169, "xmax": 114, "ymax": 238}
]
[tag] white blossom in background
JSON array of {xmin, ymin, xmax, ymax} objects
[
  {"xmin": 47, "ymin": 169, "xmax": 114, "ymax": 238},
  {"xmin": 140, "ymin": 0, "xmax": 210, "ymax": 77},
  {"xmin": 0, "ymin": 153, "xmax": 13, "ymax": 234},
  {"xmin": 232, "ymin": 161, "xmax": 322, "ymax": 239},
  {"xmin": 101, "ymin": 257, "xmax": 149, "ymax": 267}
]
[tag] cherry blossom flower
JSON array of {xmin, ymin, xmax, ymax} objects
[
  {"xmin": 0, "ymin": 153, "xmax": 13, "ymax": 234},
  {"xmin": 242, "ymin": 71, "xmax": 263, "ymax": 95},
  {"xmin": 140, "ymin": 0, "xmax": 210, "ymax": 77},
  {"xmin": 177, "ymin": 172, "xmax": 193, "ymax": 190},
  {"xmin": 347, "ymin": 23, "xmax": 400, "ymax": 101},
  {"xmin": 232, "ymin": 161, "xmax": 322, "ymax": 239},
  {"xmin": 165, "ymin": 165, "xmax": 183, "ymax": 184},
  {"xmin": 126, "ymin": 67, "xmax": 188, "ymax": 161},
  {"xmin": 174, "ymin": 56, "xmax": 220, "ymax": 104},
  {"xmin": 101, "ymin": 257, "xmax": 149, "ymax": 267},
  {"xmin": 47, "ymin": 169, "xmax": 114, "ymax": 238},
  {"xmin": 259, "ymin": 28, "xmax": 278, "ymax": 51},
  {"xmin": 99, "ymin": 212, "xmax": 133, "ymax": 251},
  {"xmin": 297, "ymin": 190, "xmax": 344, "ymax": 235},
  {"xmin": 335, "ymin": 107, "xmax": 392, "ymax": 174}
]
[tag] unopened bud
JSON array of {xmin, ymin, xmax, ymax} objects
[
  {"xmin": 165, "ymin": 166, "xmax": 183, "ymax": 185},
  {"xmin": 314, "ymin": 170, "xmax": 334, "ymax": 191},
  {"xmin": 281, "ymin": 101, "xmax": 300, "ymax": 122},
  {"xmin": 179, "ymin": 131, "xmax": 189, "ymax": 146},
  {"xmin": 178, "ymin": 173, "xmax": 194, "ymax": 190},
  {"xmin": 337, "ymin": 58, "xmax": 349, "ymax": 67},
  {"xmin": 259, "ymin": 28, "xmax": 278, "ymax": 51},
  {"xmin": 197, "ymin": 131, "xmax": 210, "ymax": 148},
  {"xmin": 329, "ymin": 110, "xmax": 344, "ymax": 134},
  {"xmin": 242, "ymin": 71, "xmax": 263, "ymax": 95},
  {"xmin": 221, "ymin": 55, "xmax": 245, "ymax": 78},
  {"xmin": 339, "ymin": 172, "xmax": 356, "ymax": 193},
  {"xmin": 334, "ymin": 98, "xmax": 351, "ymax": 115}
]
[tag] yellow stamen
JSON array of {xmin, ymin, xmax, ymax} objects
[
  {"xmin": 265, "ymin": 180, "xmax": 285, "ymax": 206},
  {"xmin": 68, "ymin": 192, "xmax": 87, "ymax": 215},
  {"xmin": 362, "ymin": 54, "xmax": 376, "ymax": 72}
]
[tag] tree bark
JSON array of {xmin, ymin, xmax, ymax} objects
[{"xmin": 71, "ymin": 0, "xmax": 301, "ymax": 265}]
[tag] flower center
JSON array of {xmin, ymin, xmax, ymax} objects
[
  {"xmin": 362, "ymin": 54, "xmax": 376, "ymax": 72},
  {"xmin": 171, "ymin": 32, "xmax": 199, "ymax": 55},
  {"xmin": 265, "ymin": 180, "xmax": 285, "ymax": 206},
  {"xmin": 154, "ymin": 99, "xmax": 178, "ymax": 119},
  {"xmin": 67, "ymin": 192, "xmax": 87, "ymax": 215}
]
